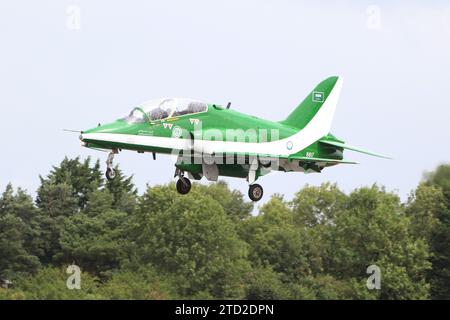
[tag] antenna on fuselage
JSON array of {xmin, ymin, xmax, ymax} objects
[{"xmin": 226, "ymin": 102, "xmax": 231, "ymax": 109}]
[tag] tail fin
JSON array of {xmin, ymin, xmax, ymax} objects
[{"xmin": 280, "ymin": 76, "xmax": 343, "ymax": 132}]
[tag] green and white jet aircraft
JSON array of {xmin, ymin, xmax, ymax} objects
[{"xmin": 79, "ymin": 76, "xmax": 389, "ymax": 202}]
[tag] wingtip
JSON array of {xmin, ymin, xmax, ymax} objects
[{"xmin": 375, "ymin": 153, "xmax": 393, "ymax": 160}]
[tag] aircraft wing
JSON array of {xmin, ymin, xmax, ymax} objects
[{"xmin": 319, "ymin": 139, "xmax": 392, "ymax": 159}]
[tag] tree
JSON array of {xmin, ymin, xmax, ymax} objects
[
  {"xmin": 0, "ymin": 214, "xmax": 40, "ymax": 280},
  {"xmin": 0, "ymin": 184, "xmax": 43, "ymax": 259},
  {"xmin": 35, "ymin": 182, "xmax": 78, "ymax": 263},
  {"xmin": 239, "ymin": 195, "xmax": 322, "ymax": 283},
  {"xmin": 196, "ymin": 181, "xmax": 253, "ymax": 222},
  {"xmin": 37, "ymin": 157, "xmax": 103, "ymax": 209},
  {"xmin": 132, "ymin": 186, "xmax": 250, "ymax": 299},
  {"xmin": 0, "ymin": 184, "xmax": 40, "ymax": 279},
  {"xmin": 138, "ymin": 183, "xmax": 179, "ymax": 215},
  {"xmin": 14, "ymin": 266, "xmax": 101, "ymax": 300},
  {"xmin": 98, "ymin": 266, "xmax": 174, "ymax": 299},
  {"xmin": 329, "ymin": 185, "xmax": 431, "ymax": 299},
  {"xmin": 296, "ymin": 275, "xmax": 354, "ymax": 300},
  {"xmin": 105, "ymin": 166, "xmax": 138, "ymax": 214},
  {"xmin": 425, "ymin": 164, "xmax": 450, "ymax": 200},
  {"xmin": 423, "ymin": 164, "xmax": 450, "ymax": 299},
  {"xmin": 244, "ymin": 266, "xmax": 290, "ymax": 300},
  {"xmin": 56, "ymin": 189, "xmax": 130, "ymax": 278},
  {"xmin": 291, "ymin": 183, "xmax": 347, "ymax": 227},
  {"xmin": 406, "ymin": 184, "xmax": 444, "ymax": 243},
  {"xmin": 2, "ymin": 155, "xmax": 448, "ymax": 300}
]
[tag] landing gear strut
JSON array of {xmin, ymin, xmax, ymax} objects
[
  {"xmin": 248, "ymin": 184, "xmax": 264, "ymax": 202},
  {"xmin": 105, "ymin": 149, "xmax": 118, "ymax": 181},
  {"xmin": 175, "ymin": 168, "xmax": 192, "ymax": 195}
]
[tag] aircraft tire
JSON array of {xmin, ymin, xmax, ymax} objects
[
  {"xmin": 248, "ymin": 184, "xmax": 264, "ymax": 202},
  {"xmin": 176, "ymin": 177, "xmax": 192, "ymax": 195},
  {"xmin": 105, "ymin": 168, "xmax": 116, "ymax": 181}
]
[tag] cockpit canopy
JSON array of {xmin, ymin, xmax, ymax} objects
[{"xmin": 122, "ymin": 98, "xmax": 208, "ymax": 124}]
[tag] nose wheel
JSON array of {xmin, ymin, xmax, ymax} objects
[
  {"xmin": 105, "ymin": 149, "xmax": 118, "ymax": 181},
  {"xmin": 106, "ymin": 168, "xmax": 116, "ymax": 181},
  {"xmin": 248, "ymin": 184, "xmax": 264, "ymax": 202}
]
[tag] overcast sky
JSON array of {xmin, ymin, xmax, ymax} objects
[{"xmin": 1, "ymin": 1, "xmax": 449, "ymax": 205}]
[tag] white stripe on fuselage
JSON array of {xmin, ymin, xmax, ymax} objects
[{"xmin": 81, "ymin": 77, "xmax": 343, "ymax": 157}]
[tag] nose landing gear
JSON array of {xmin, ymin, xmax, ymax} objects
[
  {"xmin": 106, "ymin": 167, "xmax": 116, "ymax": 181},
  {"xmin": 105, "ymin": 149, "xmax": 118, "ymax": 181}
]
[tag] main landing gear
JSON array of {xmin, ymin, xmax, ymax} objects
[
  {"xmin": 248, "ymin": 184, "xmax": 264, "ymax": 202},
  {"xmin": 105, "ymin": 149, "xmax": 118, "ymax": 181},
  {"xmin": 176, "ymin": 177, "xmax": 192, "ymax": 194},
  {"xmin": 175, "ymin": 168, "xmax": 192, "ymax": 195},
  {"xmin": 247, "ymin": 156, "xmax": 264, "ymax": 202}
]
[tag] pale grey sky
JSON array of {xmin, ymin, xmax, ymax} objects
[{"xmin": 1, "ymin": 1, "xmax": 449, "ymax": 205}]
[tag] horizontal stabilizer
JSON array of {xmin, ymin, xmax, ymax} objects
[
  {"xmin": 319, "ymin": 139, "xmax": 391, "ymax": 159},
  {"xmin": 289, "ymin": 155, "xmax": 358, "ymax": 164}
]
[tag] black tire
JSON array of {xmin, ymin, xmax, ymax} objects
[
  {"xmin": 105, "ymin": 168, "xmax": 116, "ymax": 181},
  {"xmin": 248, "ymin": 184, "xmax": 263, "ymax": 202},
  {"xmin": 176, "ymin": 177, "xmax": 192, "ymax": 195}
]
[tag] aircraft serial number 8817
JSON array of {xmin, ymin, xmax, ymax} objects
[{"xmin": 79, "ymin": 76, "xmax": 390, "ymax": 202}]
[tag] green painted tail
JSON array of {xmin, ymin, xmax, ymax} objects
[{"xmin": 280, "ymin": 76, "xmax": 340, "ymax": 129}]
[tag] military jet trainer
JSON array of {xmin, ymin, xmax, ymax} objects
[{"xmin": 79, "ymin": 76, "xmax": 389, "ymax": 201}]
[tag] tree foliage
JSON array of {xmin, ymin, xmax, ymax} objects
[
  {"xmin": 132, "ymin": 185, "xmax": 250, "ymax": 298},
  {"xmin": 0, "ymin": 157, "xmax": 449, "ymax": 300},
  {"xmin": 421, "ymin": 164, "xmax": 450, "ymax": 299}
]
